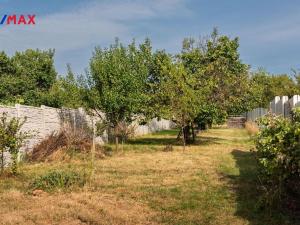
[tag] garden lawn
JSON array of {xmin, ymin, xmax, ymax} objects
[{"xmin": 0, "ymin": 128, "xmax": 297, "ymax": 225}]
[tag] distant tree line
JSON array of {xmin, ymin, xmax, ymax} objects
[{"xmin": 1, "ymin": 29, "xmax": 299, "ymax": 145}]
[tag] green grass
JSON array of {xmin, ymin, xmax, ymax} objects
[
  {"xmin": 29, "ymin": 170, "xmax": 87, "ymax": 192},
  {"xmin": 0, "ymin": 127, "xmax": 298, "ymax": 225}
]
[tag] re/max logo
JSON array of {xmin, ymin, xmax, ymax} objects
[{"xmin": 0, "ymin": 15, "xmax": 36, "ymax": 26}]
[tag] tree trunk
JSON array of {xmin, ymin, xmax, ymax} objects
[
  {"xmin": 1, "ymin": 149, "xmax": 3, "ymax": 174},
  {"xmin": 115, "ymin": 136, "xmax": 119, "ymax": 151},
  {"xmin": 107, "ymin": 127, "xmax": 114, "ymax": 144},
  {"xmin": 176, "ymin": 129, "xmax": 182, "ymax": 140},
  {"xmin": 11, "ymin": 152, "xmax": 18, "ymax": 175},
  {"xmin": 183, "ymin": 125, "xmax": 191, "ymax": 144},
  {"xmin": 181, "ymin": 126, "xmax": 186, "ymax": 151}
]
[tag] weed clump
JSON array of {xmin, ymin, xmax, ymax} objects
[
  {"xmin": 162, "ymin": 144, "xmax": 173, "ymax": 152},
  {"xmin": 29, "ymin": 170, "xmax": 87, "ymax": 192}
]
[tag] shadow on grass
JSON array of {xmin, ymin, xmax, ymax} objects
[
  {"xmin": 128, "ymin": 132, "xmax": 225, "ymax": 146},
  {"xmin": 149, "ymin": 129, "xmax": 179, "ymax": 136},
  {"xmin": 127, "ymin": 137, "xmax": 179, "ymax": 146},
  {"xmin": 197, "ymin": 136, "xmax": 225, "ymax": 145},
  {"xmin": 127, "ymin": 129, "xmax": 179, "ymax": 146},
  {"xmin": 225, "ymin": 149, "xmax": 299, "ymax": 225}
]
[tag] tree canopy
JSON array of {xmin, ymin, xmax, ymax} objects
[
  {"xmin": 180, "ymin": 29, "xmax": 255, "ymax": 126},
  {"xmin": 87, "ymin": 39, "xmax": 151, "ymax": 125},
  {"xmin": 0, "ymin": 49, "xmax": 57, "ymax": 106},
  {"xmin": 0, "ymin": 29, "xmax": 298, "ymax": 144},
  {"xmin": 251, "ymin": 69, "xmax": 298, "ymax": 108}
]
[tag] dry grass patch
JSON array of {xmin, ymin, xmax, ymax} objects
[
  {"xmin": 0, "ymin": 190, "xmax": 157, "ymax": 225},
  {"xmin": 245, "ymin": 121, "xmax": 259, "ymax": 136},
  {"xmin": 0, "ymin": 128, "xmax": 297, "ymax": 225}
]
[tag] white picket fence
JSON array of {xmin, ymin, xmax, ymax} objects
[{"xmin": 245, "ymin": 95, "xmax": 300, "ymax": 121}]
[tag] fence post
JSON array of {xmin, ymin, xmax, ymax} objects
[
  {"xmin": 15, "ymin": 104, "xmax": 20, "ymax": 118},
  {"xmin": 15, "ymin": 104, "xmax": 22, "ymax": 162},
  {"xmin": 73, "ymin": 110, "xmax": 76, "ymax": 131},
  {"xmin": 41, "ymin": 105, "xmax": 46, "ymax": 137},
  {"xmin": 274, "ymin": 96, "xmax": 281, "ymax": 115},
  {"xmin": 293, "ymin": 95, "xmax": 300, "ymax": 108}
]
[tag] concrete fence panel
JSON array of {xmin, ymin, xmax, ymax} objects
[
  {"xmin": 245, "ymin": 95, "xmax": 300, "ymax": 122},
  {"xmin": 0, "ymin": 104, "xmax": 175, "ymax": 154},
  {"xmin": 245, "ymin": 107, "xmax": 268, "ymax": 122}
]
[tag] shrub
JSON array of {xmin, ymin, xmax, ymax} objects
[
  {"xmin": 255, "ymin": 109, "xmax": 300, "ymax": 208},
  {"xmin": 0, "ymin": 113, "xmax": 31, "ymax": 175},
  {"xmin": 29, "ymin": 170, "xmax": 87, "ymax": 192},
  {"xmin": 29, "ymin": 123, "xmax": 107, "ymax": 162}
]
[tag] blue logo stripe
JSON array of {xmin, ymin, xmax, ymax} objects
[{"xmin": 0, "ymin": 15, "xmax": 7, "ymax": 25}]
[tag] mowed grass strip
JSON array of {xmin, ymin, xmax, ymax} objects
[{"xmin": 0, "ymin": 128, "xmax": 297, "ymax": 224}]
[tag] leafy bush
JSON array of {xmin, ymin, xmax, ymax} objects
[
  {"xmin": 29, "ymin": 170, "xmax": 87, "ymax": 192},
  {"xmin": 0, "ymin": 112, "xmax": 31, "ymax": 175},
  {"xmin": 255, "ymin": 109, "xmax": 300, "ymax": 208}
]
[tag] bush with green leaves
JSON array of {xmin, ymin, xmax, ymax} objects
[
  {"xmin": 255, "ymin": 109, "xmax": 300, "ymax": 207},
  {"xmin": 29, "ymin": 170, "xmax": 87, "ymax": 192},
  {"xmin": 0, "ymin": 113, "xmax": 30, "ymax": 175}
]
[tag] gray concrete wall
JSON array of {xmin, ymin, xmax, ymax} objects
[
  {"xmin": 0, "ymin": 104, "xmax": 96, "ymax": 152},
  {"xmin": 0, "ymin": 104, "xmax": 175, "ymax": 154},
  {"xmin": 134, "ymin": 118, "xmax": 175, "ymax": 136}
]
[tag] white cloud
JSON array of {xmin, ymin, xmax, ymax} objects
[{"xmin": 0, "ymin": 0, "xmax": 190, "ymax": 53}]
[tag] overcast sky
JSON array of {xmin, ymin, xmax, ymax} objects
[{"xmin": 0, "ymin": 0, "xmax": 300, "ymax": 76}]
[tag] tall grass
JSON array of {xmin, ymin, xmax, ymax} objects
[{"xmin": 245, "ymin": 121, "xmax": 259, "ymax": 136}]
